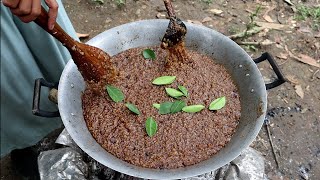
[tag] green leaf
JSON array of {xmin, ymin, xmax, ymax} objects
[
  {"xmin": 170, "ymin": 101, "xmax": 186, "ymax": 113},
  {"xmin": 165, "ymin": 88, "xmax": 184, "ymax": 98},
  {"xmin": 142, "ymin": 49, "xmax": 156, "ymax": 60},
  {"xmin": 106, "ymin": 85, "xmax": 124, "ymax": 102},
  {"xmin": 159, "ymin": 101, "xmax": 173, "ymax": 115},
  {"xmin": 125, "ymin": 103, "xmax": 140, "ymax": 115},
  {"xmin": 178, "ymin": 85, "xmax": 188, "ymax": 97},
  {"xmin": 182, "ymin": 105, "xmax": 205, "ymax": 113},
  {"xmin": 153, "ymin": 103, "xmax": 161, "ymax": 109},
  {"xmin": 145, "ymin": 117, "xmax": 157, "ymax": 137},
  {"xmin": 115, "ymin": 0, "xmax": 125, "ymax": 6},
  {"xmin": 152, "ymin": 76, "xmax": 176, "ymax": 85},
  {"xmin": 209, "ymin": 96, "xmax": 227, "ymax": 110}
]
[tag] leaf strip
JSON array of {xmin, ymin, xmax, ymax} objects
[
  {"xmin": 106, "ymin": 85, "xmax": 124, "ymax": 103},
  {"xmin": 145, "ymin": 117, "xmax": 157, "ymax": 137}
]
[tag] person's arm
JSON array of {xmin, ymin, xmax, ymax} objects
[{"xmin": 2, "ymin": 0, "xmax": 58, "ymax": 30}]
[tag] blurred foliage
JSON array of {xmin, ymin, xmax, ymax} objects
[
  {"xmin": 295, "ymin": 5, "xmax": 320, "ymax": 30},
  {"xmin": 202, "ymin": 0, "xmax": 213, "ymax": 4},
  {"xmin": 92, "ymin": 0, "xmax": 104, "ymax": 5}
]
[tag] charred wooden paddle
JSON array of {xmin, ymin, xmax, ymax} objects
[
  {"xmin": 161, "ymin": 0, "xmax": 188, "ymax": 66},
  {"xmin": 161, "ymin": 0, "xmax": 187, "ymax": 49},
  {"xmin": 34, "ymin": 7, "xmax": 118, "ymax": 83}
]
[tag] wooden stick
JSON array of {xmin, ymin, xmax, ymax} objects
[
  {"xmin": 163, "ymin": 0, "xmax": 176, "ymax": 18},
  {"xmin": 311, "ymin": 69, "xmax": 320, "ymax": 82},
  {"xmin": 265, "ymin": 123, "xmax": 280, "ymax": 169},
  {"xmin": 237, "ymin": 41, "xmax": 274, "ymax": 46}
]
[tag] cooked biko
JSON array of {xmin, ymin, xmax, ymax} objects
[{"xmin": 82, "ymin": 47, "xmax": 241, "ymax": 169}]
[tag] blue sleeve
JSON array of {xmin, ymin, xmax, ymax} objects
[{"xmin": 1, "ymin": 0, "xmax": 79, "ymax": 157}]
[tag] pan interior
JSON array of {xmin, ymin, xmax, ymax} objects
[{"xmin": 58, "ymin": 20, "xmax": 267, "ymax": 180}]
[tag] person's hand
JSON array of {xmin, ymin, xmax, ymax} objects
[{"xmin": 3, "ymin": 0, "xmax": 59, "ymax": 30}]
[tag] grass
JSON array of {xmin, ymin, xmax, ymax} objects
[
  {"xmin": 244, "ymin": 45, "xmax": 258, "ymax": 52},
  {"xmin": 295, "ymin": 5, "xmax": 320, "ymax": 21},
  {"xmin": 228, "ymin": 26, "xmax": 240, "ymax": 34},
  {"xmin": 243, "ymin": 5, "xmax": 261, "ymax": 38},
  {"xmin": 115, "ymin": 0, "xmax": 126, "ymax": 7},
  {"xmin": 295, "ymin": 5, "xmax": 320, "ymax": 30},
  {"xmin": 202, "ymin": 0, "xmax": 213, "ymax": 4}
]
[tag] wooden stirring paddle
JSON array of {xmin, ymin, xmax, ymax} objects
[
  {"xmin": 161, "ymin": 0, "xmax": 187, "ymax": 49},
  {"xmin": 161, "ymin": 0, "xmax": 189, "ymax": 66},
  {"xmin": 34, "ymin": 7, "xmax": 118, "ymax": 83}
]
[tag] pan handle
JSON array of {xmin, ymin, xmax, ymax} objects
[
  {"xmin": 32, "ymin": 78, "xmax": 60, "ymax": 117},
  {"xmin": 254, "ymin": 52, "xmax": 286, "ymax": 90}
]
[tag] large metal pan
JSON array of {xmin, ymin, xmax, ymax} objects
[{"xmin": 33, "ymin": 20, "xmax": 285, "ymax": 179}]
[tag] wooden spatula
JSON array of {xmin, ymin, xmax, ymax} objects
[
  {"xmin": 34, "ymin": 7, "xmax": 118, "ymax": 83},
  {"xmin": 161, "ymin": 0, "xmax": 189, "ymax": 66},
  {"xmin": 161, "ymin": 0, "xmax": 187, "ymax": 49}
]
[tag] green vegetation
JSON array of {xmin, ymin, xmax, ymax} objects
[
  {"xmin": 228, "ymin": 26, "xmax": 240, "ymax": 34},
  {"xmin": 244, "ymin": 45, "xmax": 258, "ymax": 52},
  {"xmin": 165, "ymin": 88, "xmax": 185, "ymax": 98},
  {"xmin": 245, "ymin": 5, "xmax": 261, "ymax": 37},
  {"xmin": 295, "ymin": 5, "xmax": 320, "ymax": 21},
  {"xmin": 92, "ymin": 0, "xmax": 104, "ymax": 5},
  {"xmin": 145, "ymin": 117, "xmax": 157, "ymax": 137},
  {"xmin": 182, "ymin": 105, "xmax": 205, "ymax": 113},
  {"xmin": 142, "ymin": 49, "xmax": 156, "ymax": 60},
  {"xmin": 115, "ymin": 0, "xmax": 126, "ymax": 7},
  {"xmin": 152, "ymin": 76, "xmax": 176, "ymax": 85},
  {"xmin": 125, "ymin": 103, "xmax": 140, "ymax": 115},
  {"xmin": 295, "ymin": 5, "xmax": 320, "ymax": 30},
  {"xmin": 236, "ymin": 6, "xmax": 262, "ymax": 52},
  {"xmin": 209, "ymin": 96, "xmax": 226, "ymax": 110},
  {"xmin": 106, "ymin": 85, "xmax": 124, "ymax": 103},
  {"xmin": 178, "ymin": 85, "xmax": 188, "ymax": 97},
  {"xmin": 202, "ymin": 0, "xmax": 213, "ymax": 4}
]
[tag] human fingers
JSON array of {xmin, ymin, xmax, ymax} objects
[
  {"xmin": 10, "ymin": 0, "xmax": 32, "ymax": 17},
  {"xmin": 17, "ymin": 0, "xmax": 41, "ymax": 23},
  {"xmin": 45, "ymin": 0, "xmax": 59, "ymax": 30},
  {"xmin": 2, "ymin": 0, "xmax": 20, "ymax": 9}
]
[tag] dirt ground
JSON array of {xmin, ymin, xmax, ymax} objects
[{"xmin": 1, "ymin": 0, "xmax": 319, "ymax": 179}]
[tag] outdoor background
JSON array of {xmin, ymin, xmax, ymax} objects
[{"xmin": 1, "ymin": 0, "xmax": 319, "ymax": 179}]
